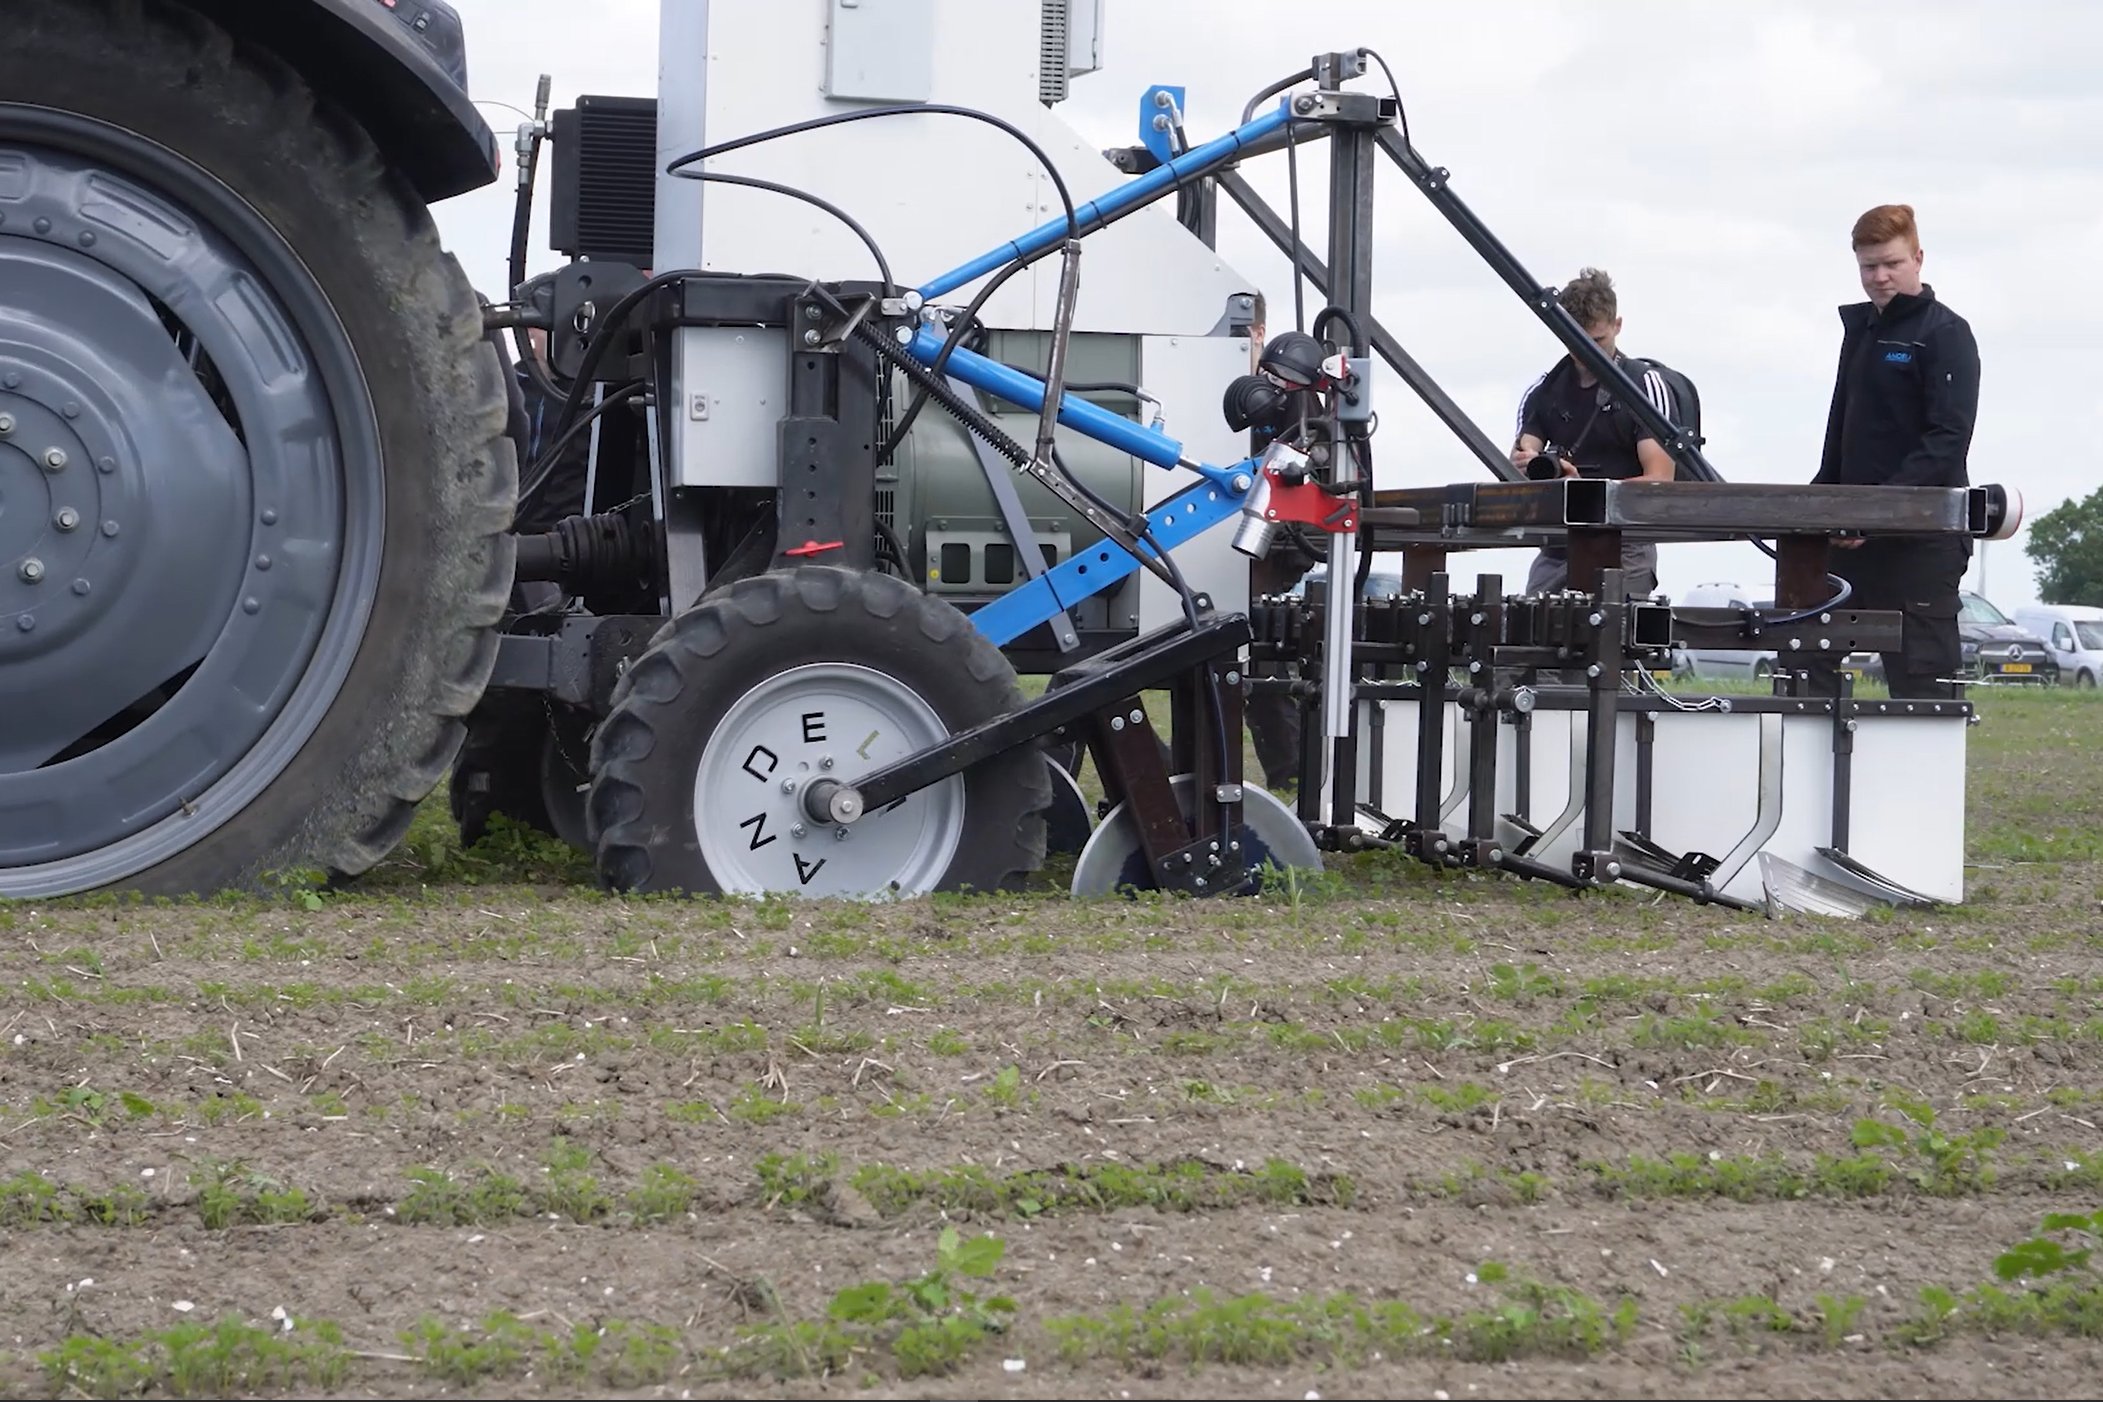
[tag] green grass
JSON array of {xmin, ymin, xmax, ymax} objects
[
  {"xmin": 1046, "ymin": 1261, "xmax": 1636, "ymax": 1367},
  {"xmin": 754, "ymin": 1152, "xmax": 1352, "ymax": 1219},
  {"xmin": 40, "ymin": 1315, "xmax": 350, "ymax": 1398},
  {"xmin": 403, "ymin": 1311, "xmax": 679, "ymax": 1388}
]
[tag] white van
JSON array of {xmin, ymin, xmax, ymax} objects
[{"xmin": 2014, "ymin": 604, "xmax": 2103, "ymax": 688}]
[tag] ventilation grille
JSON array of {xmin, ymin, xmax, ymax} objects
[
  {"xmin": 550, "ymin": 96, "xmax": 659, "ymax": 266},
  {"xmin": 1038, "ymin": 0, "xmax": 1071, "ymax": 105}
]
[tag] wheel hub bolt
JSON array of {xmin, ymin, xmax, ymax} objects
[
  {"xmin": 790, "ymin": 822, "xmax": 808, "ymax": 838},
  {"xmin": 20, "ymin": 558, "xmax": 45, "ymax": 583},
  {"xmin": 820, "ymin": 756, "xmax": 834, "ymax": 770},
  {"xmin": 1110, "ymin": 716, "xmax": 1125, "ymax": 732},
  {"xmin": 781, "ymin": 778, "xmax": 799, "ymax": 794},
  {"xmin": 42, "ymin": 448, "xmax": 67, "ymax": 472},
  {"xmin": 0, "ymin": 413, "xmax": 13, "ymax": 435},
  {"xmin": 53, "ymin": 508, "xmax": 79, "ymax": 532},
  {"xmin": 1128, "ymin": 708, "xmax": 1143, "ymax": 725},
  {"xmin": 834, "ymin": 827, "xmax": 849, "ymax": 841}
]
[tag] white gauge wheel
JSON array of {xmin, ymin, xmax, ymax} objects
[
  {"xmin": 692, "ymin": 663, "xmax": 965, "ymax": 899},
  {"xmin": 1071, "ymin": 774, "xmax": 1324, "ymax": 897}
]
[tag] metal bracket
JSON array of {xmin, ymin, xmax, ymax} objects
[
  {"xmin": 1707, "ymin": 711, "xmax": 1786, "ymax": 892},
  {"xmin": 944, "ymin": 374, "xmax": 1080, "ymax": 654}
]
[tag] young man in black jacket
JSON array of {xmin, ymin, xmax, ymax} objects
[{"xmin": 1809, "ymin": 203, "xmax": 1981, "ymax": 699}]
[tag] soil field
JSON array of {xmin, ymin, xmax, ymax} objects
[{"xmin": 3, "ymin": 689, "xmax": 2103, "ymax": 1399}]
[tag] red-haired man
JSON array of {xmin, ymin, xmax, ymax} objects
[{"xmin": 1810, "ymin": 204, "xmax": 1981, "ymax": 699}]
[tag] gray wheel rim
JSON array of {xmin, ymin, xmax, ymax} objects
[
  {"xmin": 0, "ymin": 112, "xmax": 379, "ymax": 895},
  {"xmin": 693, "ymin": 663, "xmax": 964, "ymax": 899},
  {"xmin": 1071, "ymin": 774, "xmax": 1323, "ymax": 897}
]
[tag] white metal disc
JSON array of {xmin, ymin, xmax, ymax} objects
[
  {"xmin": 693, "ymin": 663, "xmax": 965, "ymax": 898},
  {"xmin": 1070, "ymin": 774, "xmax": 1324, "ymax": 897}
]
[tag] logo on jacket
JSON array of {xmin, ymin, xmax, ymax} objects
[{"xmin": 1883, "ymin": 349, "xmax": 1914, "ymax": 364}]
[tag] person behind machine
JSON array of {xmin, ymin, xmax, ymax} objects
[
  {"xmin": 1510, "ymin": 268, "xmax": 1679, "ymax": 597},
  {"xmin": 1805, "ymin": 203, "xmax": 1981, "ymax": 701}
]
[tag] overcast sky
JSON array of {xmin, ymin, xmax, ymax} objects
[{"xmin": 433, "ymin": 0, "xmax": 2102, "ymax": 612}]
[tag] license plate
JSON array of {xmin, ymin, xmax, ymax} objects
[{"xmin": 2002, "ymin": 662, "xmax": 2032, "ymax": 674}]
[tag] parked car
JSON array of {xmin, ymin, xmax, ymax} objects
[
  {"xmin": 1838, "ymin": 592, "xmax": 2055, "ymax": 686},
  {"xmin": 1957, "ymin": 591, "xmax": 2058, "ymax": 684},
  {"xmin": 2014, "ymin": 603, "xmax": 2103, "ymax": 688},
  {"xmin": 1287, "ymin": 565, "xmax": 1405, "ymax": 602},
  {"xmin": 1669, "ymin": 582, "xmax": 1778, "ymax": 681}
]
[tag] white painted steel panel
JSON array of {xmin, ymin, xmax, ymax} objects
[
  {"xmin": 1358, "ymin": 700, "xmax": 1968, "ymax": 908},
  {"xmin": 671, "ymin": 326, "xmax": 791, "ymax": 488},
  {"xmin": 824, "ymin": 0, "xmax": 935, "ymax": 104},
  {"xmin": 681, "ymin": 1, "xmax": 1259, "ymax": 335}
]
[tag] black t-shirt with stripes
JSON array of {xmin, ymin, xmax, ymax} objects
[{"xmin": 1517, "ymin": 354, "xmax": 1672, "ymax": 481}]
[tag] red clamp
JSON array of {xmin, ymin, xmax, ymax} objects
[
  {"xmin": 783, "ymin": 539, "xmax": 845, "ymax": 558},
  {"xmin": 1261, "ymin": 470, "xmax": 1357, "ymax": 534}
]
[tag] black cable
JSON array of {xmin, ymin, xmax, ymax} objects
[
  {"xmin": 1761, "ymin": 575, "xmax": 1855, "ymax": 627},
  {"xmin": 1312, "ymin": 306, "xmax": 1368, "ymax": 357},
  {"xmin": 511, "ymin": 325, "xmax": 568, "ymax": 408},
  {"xmin": 1349, "ymin": 440, "xmax": 1376, "ymax": 602},
  {"xmin": 1355, "ymin": 47, "xmax": 1412, "ymax": 146},
  {"xmin": 853, "ymin": 314, "xmax": 1183, "ymax": 602},
  {"xmin": 1241, "ymin": 66, "xmax": 1314, "ymax": 126},
  {"xmin": 874, "ymin": 517, "xmax": 913, "ymax": 581},
  {"xmin": 879, "ymin": 256, "xmax": 1033, "ymax": 463},
  {"xmin": 508, "ymin": 181, "xmax": 536, "ymax": 310},
  {"xmin": 532, "ymin": 268, "xmax": 698, "ymax": 499},
  {"xmin": 667, "ymin": 105, "xmax": 1078, "ymax": 241},
  {"xmin": 991, "ymin": 360, "xmax": 1152, "ymax": 403},
  {"xmin": 1049, "ymin": 445, "xmax": 1143, "ymax": 544},
  {"xmin": 669, "ymin": 171, "xmax": 896, "ymax": 299},
  {"xmin": 514, "ymin": 382, "xmax": 647, "ymax": 519},
  {"xmin": 854, "ymin": 318, "xmax": 1029, "ymax": 468}
]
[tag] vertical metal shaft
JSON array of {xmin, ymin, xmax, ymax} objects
[
  {"xmin": 1318, "ymin": 115, "xmax": 1378, "ymax": 830},
  {"xmin": 1032, "ymin": 240, "xmax": 1084, "ymax": 472},
  {"xmin": 1320, "ymin": 522, "xmax": 1359, "ymax": 821},
  {"xmin": 1580, "ymin": 570, "xmax": 1627, "ymax": 860}
]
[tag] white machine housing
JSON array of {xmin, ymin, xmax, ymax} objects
[{"xmin": 654, "ymin": 0, "xmax": 1261, "ymax": 631}]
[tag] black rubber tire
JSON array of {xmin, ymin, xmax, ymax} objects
[
  {"xmin": 589, "ymin": 567, "xmax": 1049, "ymax": 896},
  {"xmin": 449, "ymin": 692, "xmax": 560, "ymax": 849},
  {"xmin": 2079, "ymin": 671, "xmax": 2096, "ymax": 690},
  {"xmin": 3, "ymin": 0, "xmax": 515, "ymax": 893}
]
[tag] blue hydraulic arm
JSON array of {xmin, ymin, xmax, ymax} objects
[
  {"xmin": 899, "ymin": 101, "xmax": 1301, "ymax": 644},
  {"xmin": 914, "ymin": 102, "xmax": 1293, "ymax": 302}
]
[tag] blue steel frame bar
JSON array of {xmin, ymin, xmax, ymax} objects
[
  {"xmin": 915, "ymin": 104, "xmax": 1293, "ymax": 302},
  {"xmin": 903, "ymin": 102, "xmax": 1300, "ymax": 645}
]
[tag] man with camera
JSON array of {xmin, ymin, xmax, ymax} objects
[
  {"xmin": 1805, "ymin": 204, "xmax": 1980, "ymax": 701},
  {"xmin": 1510, "ymin": 268, "xmax": 1679, "ymax": 596}
]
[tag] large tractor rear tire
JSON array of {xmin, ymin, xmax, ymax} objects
[{"xmin": 0, "ymin": 0, "xmax": 516, "ymax": 897}]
